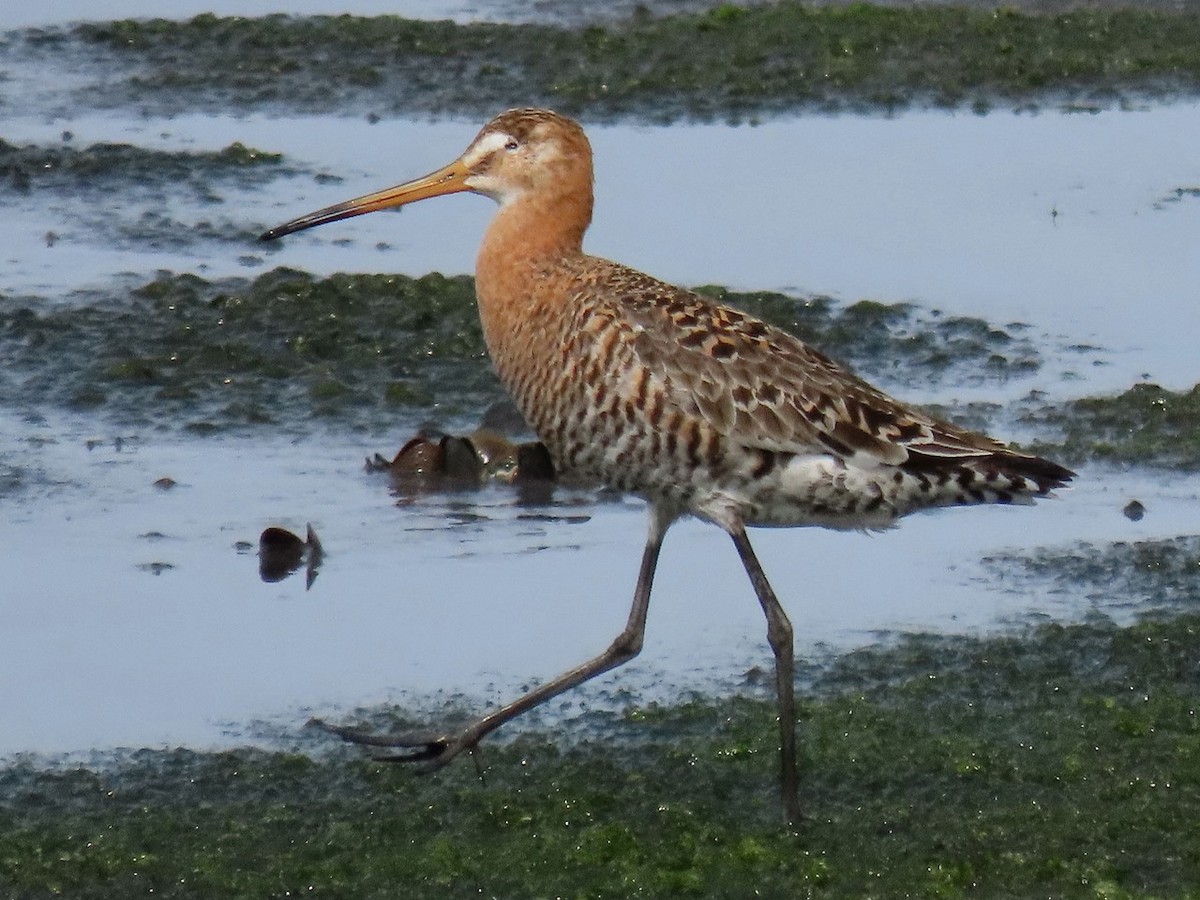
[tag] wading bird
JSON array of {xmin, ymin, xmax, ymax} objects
[{"xmin": 262, "ymin": 108, "xmax": 1073, "ymax": 824}]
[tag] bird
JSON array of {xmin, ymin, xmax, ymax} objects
[{"xmin": 261, "ymin": 107, "xmax": 1074, "ymax": 824}]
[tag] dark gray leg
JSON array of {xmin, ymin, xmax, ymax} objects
[
  {"xmin": 729, "ymin": 524, "xmax": 801, "ymax": 825},
  {"xmin": 316, "ymin": 506, "xmax": 673, "ymax": 765}
]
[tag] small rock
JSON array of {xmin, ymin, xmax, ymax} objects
[{"xmin": 1123, "ymin": 500, "xmax": 1146, "ymax": 521}]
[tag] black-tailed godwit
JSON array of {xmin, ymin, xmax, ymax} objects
[{"xmin": 262, "ymin": 108, "xmax": 1073, "ymax": 824}]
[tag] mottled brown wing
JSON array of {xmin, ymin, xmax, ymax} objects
[{"xmin": 590, "ymin": 263, "xmax": 1007, "ymax": 468}]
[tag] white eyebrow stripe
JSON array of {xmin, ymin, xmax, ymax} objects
[{"xmin": 466, "ymin": 130, "xmax": 512, "ymax": 163}]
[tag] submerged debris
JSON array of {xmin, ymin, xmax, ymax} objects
[
  {"xmin": 137, "ymin": 561, "xmax": 175, "ymax": 576},
  {"xmin": 258, "ymin": 523, "xmax": 323, "ymax": 588},
  {"xmin": 1154, "ymin": 185, "xmax": 1200, "ymax": 208},
  {"xmin": 371, "ymin": 430, "xmax": 555, "ymax": 487}
]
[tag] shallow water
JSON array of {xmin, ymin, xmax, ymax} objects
[
  {"xmin": 3, "ymin": 412, "xmax": 1195, "ymax": 756},
  {"xmin": 2, "ymin": 0, "xmax": 709, "ymax": 30},
  {"xmin": 5, "ymin": 105, "xmax": 1198, "ymax": 397},
  {"xmin": 2, "ymin": 5, "xmax": 1198, "ymax": 757}
]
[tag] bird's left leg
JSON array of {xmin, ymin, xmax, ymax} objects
[{"xmin": 312, "ymin": 505, "xmax": 673, "ymax": 767}]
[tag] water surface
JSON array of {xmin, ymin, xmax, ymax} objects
[{"xmin": 1, "ymin": 4, "xmax": 1197, "ymax": 758}]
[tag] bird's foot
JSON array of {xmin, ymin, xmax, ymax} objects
[{"xmin": 307, "ymin": 717, "xmax": 476, "ymax": 769}]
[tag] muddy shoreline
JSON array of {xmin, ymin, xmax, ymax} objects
[
  {"xmin": 1, "ymin": 5, "xmax": 1198, "ymax": 896},
  {"xmin": 6, "ymin": 4, "xmax": 1199, "ymax": 121}
]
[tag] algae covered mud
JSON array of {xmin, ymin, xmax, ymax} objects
[
  {"xmin": 1, "ymin": 0, "xmax": 1199, "ymax": 895},
  {"xmin": 2, "ymin": 604, "xmax": 1198, "ymax": 898},
  {"xmin": 9, "ymin": 3, "xmax": 1200, "ymax": 119}
]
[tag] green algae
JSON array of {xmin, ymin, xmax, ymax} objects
[
  {"xmin": 1155, "ymin": 185, "xmax": 1200, "ymax": 209},
  {"xmin": 1, "ymin": 609, "xmax": 1197, "ymax": 898},
  {"xmin": 0, "ymin": 460, "xmax": 24, "ymax": 499},
  {"xmin": 984, "ymin": 534, "xmax": 1200, "ymax": 615},
  {"xmin": 1032, "ymin": 381, "xmax": 1200, "ymax": 470},
  {"xmin": 0, "ymin": 138, "xmax": 302, "ymax": 250},
  {"xmin": 0, "ymin": 271, "xmax": 1038, "ymax": 434},
  {"xmin": 25, "ymin": 4, "xmax": 1200, "ymax": 120},
  {"xmin": 0, "ymin": 269, "xmax": 491, "ymax": 434},
  {"xmin": 0, "ymin": 137, "xmax": 290, "ymax": 197}
]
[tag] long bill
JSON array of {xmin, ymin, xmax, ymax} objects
[{"xmin": 259, "ymin": 158, "xmax": 471, "ymax": 241}]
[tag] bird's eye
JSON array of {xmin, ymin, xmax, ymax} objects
[{"xmin": 504, "ymin": 138, "xmax": 519, "ymax": 151}]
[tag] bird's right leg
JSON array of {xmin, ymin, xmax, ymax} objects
[
  {"xmin": 313, "ymin": 506, "xmax": 673, "ymax": 765},
  {"xmin": 729, "ymin": 524, "xmax": 802, "ymax": 826}
]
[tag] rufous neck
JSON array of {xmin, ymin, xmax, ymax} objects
[{"xmin": 478, "ymin": 185, "xmax": 592, "ymax": 275}]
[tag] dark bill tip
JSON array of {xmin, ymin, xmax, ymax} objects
[
  {"xmin": 259, "ymin": 226, "xmax": 289, "ymax": 242},
  {"xmin": 260, "ymin": 217, "xmax": 321, "ymax": 241}
]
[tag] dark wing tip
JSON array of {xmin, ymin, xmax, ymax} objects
[
  {"xmin": 1025, "ymin": 456, "xmax": 1076, "ymax": 494},
  {"xmin": 990, "ymin": 451, "xmax": 1074, "ymax": 495},
  {"xmin": 905, "ymin": 443, "xmax": 1075, "ymax": 496}
]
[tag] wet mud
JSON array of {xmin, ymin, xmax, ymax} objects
[
  {"xmin": 1, "ymin": 4, "xmax": 1197, "ymax": 893},
  {"xmin": 5, "ymin": 5, "xmax": 1200, "ymax": 120},
  {"xmin": 2, "ymin": 597, "xmax": 1196, "ymax": 898},
  {"xmin": 0, "ymin": 269, "xmax": 1046, "ymax": 436},
  {"xmin": 983, "ymin": 534, "xmax": 1200, "ymax": 615},
  {"xmin": 0, "ymin": 135, "xmax": 321, "ymax": 254},
  {"xmin": 0, "ymin": 269, "xmax": 490, "ymax": 433},
  {"xmin": 1032, "ymin": 382, "xmax": 1200, "ymax": 470},
  {"xmin": 0, "ymin": 137, "xmax": 290, "ymax": 196}
]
